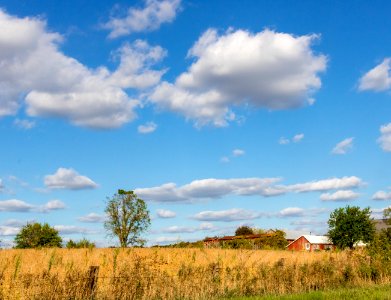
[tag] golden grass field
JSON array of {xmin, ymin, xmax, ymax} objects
[{"xmin": 1, "ymin": 248, "xmax": 390, "ymax": 299}]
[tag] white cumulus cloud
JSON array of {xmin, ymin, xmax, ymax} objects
[
  {"xmin": 78, "ymin": 213, "xmax": 107, "ymax": 223},
  {"xmin": 135, "ymin": 178, "xmax": 283, "ymax": 202},
  {"xmin": 104, "ymin": 0, "xmax": 181, "ymax": 38},
  {"xmin": 0, "ymin": 199, "xmax": 34, "ymax": 212},
  {"xmin": 193, "ymin": 208, "xmax": 262, "ymax": 222},
  {"xmin": 138, "ymin": 121, "xmax": 157, "ymax": 134},
  {"xmin": 372, "ymin": 190, "xmax": 391, "ymax": 201},
  {"xmin": 40, "ymin": 199, "xmax": 66, "ymax": 212},
  {"xmin": 54, "ymin": 225, "xmax": 94, "ymax": 235},
  {"xmin": 135, "ymin": 176, "xmax": 362, "ymax": 202},
  {"xmin": 156, "ymin": 209, "xmax": 176, "ymax": 218},
  {"xmin": 288, "ymin": 176, "xmax": 362, "ymax": 193},
  {"xmin": 332, "ymin": 137, "xmax": 354, "ymax": 155},
  {"xmin": 378, "ymin": 123, "xmax": 391, "ymax": 152},
  {"xmin": 359, "ymin": 58, "xmax": 391, "ymax": 92},
  {"xmin": 320, "ymin": 190, "xmax": 359, "ymax": 201},
  {"xmin": 150, "ymin": 28, "xmax": 326, "ymax": 127},
  {"xmin": 279, "ymin": 207, "xmax": 305, "ymax": 217},
  {"xmin": 0, "ymin": 10, "xmax": 166, "ymax": 128},
  {"xmin": 44, "ymin": 168, "xmax": 98, "ymax": 190}
]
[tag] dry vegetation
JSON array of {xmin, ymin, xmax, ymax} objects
[{"xmin": 1, "ymin": 248, "xmax": 390, "ymax": 299}]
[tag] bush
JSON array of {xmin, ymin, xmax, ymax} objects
[{"xmin": 66, "ymin": 238, "xmax": 95, "ymax": 249}]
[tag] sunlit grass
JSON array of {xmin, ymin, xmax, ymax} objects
[{"xmin": 0, "ymin": 248, "xmax": 390, "ymax": 299}]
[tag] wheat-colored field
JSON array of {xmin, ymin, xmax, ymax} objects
[{"xmin": 0, "ymin": 248, "xmax": 389, "ymax": 299}]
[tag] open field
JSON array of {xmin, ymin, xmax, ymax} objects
[
  {"xmin": 1, "ymin": 248, "xmax": 391, "ymax": 299},
  {"xmin": 229, "ymin": 284, "xmax": 391, "ymax": 299}
]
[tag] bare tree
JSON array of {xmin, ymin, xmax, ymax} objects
[{"xmin": 104, "ymin": 190, "xmax": 150, "ymax": 247}]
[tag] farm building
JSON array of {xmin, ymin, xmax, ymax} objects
[{"xmin": 287, "ymin": 235, "xmax": 334, "ymax": 251}]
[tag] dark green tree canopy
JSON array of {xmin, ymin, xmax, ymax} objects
[
  {"xmin": 235, "ymin": 225, "xmax": 254, "ymax": 236},
  {"xmin": 105, "ymin": 189, "xmax": 151, "ymax": 247},
  {"xmin": 327, "ymin": 206, "xmax": 375, "ymax": 249},
  {"xmin": 14, "ymin": 222, "xmax": 62, "ymax": 248}
]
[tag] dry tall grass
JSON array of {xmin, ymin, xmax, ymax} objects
[{"xmin": 0, "ymin": 248, "xmax": 390, "ymax": 299}]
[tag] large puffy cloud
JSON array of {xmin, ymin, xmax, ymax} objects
[
  {"xmin": 320, "ymin": 190, "xmax": 359, "ymax": 201},
  {"xmin": 359, "ymin": 58, "xmax": 391, "ymax": 92},
  {"xmin": 332, "ymin": 137, "xmax": 354, "ymax": 155},
  {"xmin": 104, "ymin": 0, "xmax": 181, "ymax": 38},
  {"xmin": 378, "ymin": 123, "xmax": 391, "ymax": 152},
  {"xmin": 135, "ymin": 178, "xmax": 283, "ymax": 202},
  {"xmin": 44, "ymin": 168, "xmax": 98, "ymax": 190},
  {"xmin": 136, "ymin": 176, "xmax": 362, "ymax": 202},
  {"xmin": 150, "ymin": 28, "xmax": 326, "ymax": 127},
  {"xmin": 0, "ymin": 10, "xmax": 165, "ymax": 128}
]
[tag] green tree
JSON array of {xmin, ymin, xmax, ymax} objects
[
  {"xmin": 66, "ymin": 238, "xmax": 95, "ymax": 249},
  {"xmin": 327, "ymin": 206, "xmax": 375, "ymax": 249},
  {"xmin": 14, "ymin": 222, "xmax": 62, "ymax": 248},
  {"xmin": 235, "ymin": 225, "xmax": 254, "ymax": 236},
  {"xmin": 384, "ymin": 207, "xmax": 391, "ymax": 226},
  {"xmin": 104, "ymin": 189, "xmax": 151, "ymax": 247}
]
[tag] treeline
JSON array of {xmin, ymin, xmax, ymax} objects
[{"xmin": 157, "ymin": 226, "xmax": 288, "ymax": 250}]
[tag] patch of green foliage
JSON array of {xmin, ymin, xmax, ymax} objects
[
  {"xmin": 14, "ymin": 222, "xmax": 62, "ymax": 248},
  {"xmin": 224, "ymin": 284, "xmax": 391, "ymax": 299},
  {"xmin": 65, "ymin": 238, "xmax": 96, "ymax": 249}
]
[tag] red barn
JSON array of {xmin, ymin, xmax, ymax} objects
[{"xmin": 287, "ymin": 235, "xmax": 334, "ymax": 251}]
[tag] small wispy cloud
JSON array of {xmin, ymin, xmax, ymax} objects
[
  {"xmin": 13, "ymin": 118, "xmax": 36, "ymax": 129},
  {"xmin": 279, "ymin": 133, "xmax": 304, "ymax": 145},
  {"xmin": 103, "ymin": 0, "xmax": 182, "ymax": 38},
  {"xmin": 138, "ymin": 122, "xmax": 157, "ymax": 134},
  {"xmin": 232, "ymin": 149, "xmax": 245, "ymax": 157},
  {"xmin": 220, "ymin": 148, "xmax": 245, "ymax": 163},
  {"xmin": 78, "ymin": 213, "xmax": 107, "ymax": 223},
  {"xmin": 332, "ymin": 137, "xmax": 354, "ymax": 155},
  {"xmin": 378, "ymin": 123, "xmax": 391, "ymax": 152}
]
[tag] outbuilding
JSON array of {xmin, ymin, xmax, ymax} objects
[{"xmin": 287, "ymin": 235, "xmax": 334, "ymax": 251}]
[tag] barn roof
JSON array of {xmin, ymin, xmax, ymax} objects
[
  {"xmin": 303, "ymin": 235, "xmax": 332, "ymax": 244},
  {"xmin": 287, "ymin": 235, "xmax": 332, "ymax": 247}
]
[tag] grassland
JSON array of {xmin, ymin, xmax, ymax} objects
[
  {"xmin": 1, "ymin": 248, "xmax": 390, "ymax": 299},
  {"xmin": 229, "ymin": 285, "xmax": 391, "ymax": 299}
]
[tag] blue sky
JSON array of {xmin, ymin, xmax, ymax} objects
[{"xmin": 1, "ymin": 0, "xmax": 391, "ymax": 247}]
